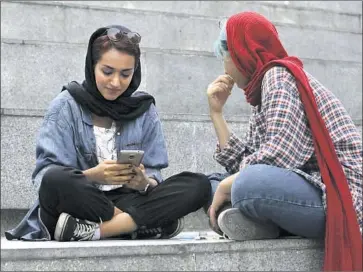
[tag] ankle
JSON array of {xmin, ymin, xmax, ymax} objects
[{"xmin": 99, "ymin": 212, "xmax": 137, "ymax": 238}]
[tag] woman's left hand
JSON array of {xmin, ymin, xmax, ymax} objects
[
  {"xmin": 208, "ymin": 174, "xmax": 236, "ymax": 233},
  {"xmin": 124, "ymin": 164, "xmax": 150, "ymax": 191}
]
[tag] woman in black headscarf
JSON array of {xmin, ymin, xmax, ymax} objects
[{"xmin": 5, "ymin": 25, "xmax": 211, "ymax": 242}]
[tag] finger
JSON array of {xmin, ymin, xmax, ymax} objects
[
  {"xmin": 111, "ymin": 168, "xmax": 135, "ymax": 176},
  {"xmin": 218, "ymin": 82, "xmax": 231, "ymax": 92},
  {"xmin": 215, "ymin": 80, "xmax": 234, "ymax": 92},
  {"xmin": 103, "ymin": 160, "xmax": 117, "ymax": 164},
  {"xmin": 139, "ymin": 164, "xmax": 145, "ymax": 171},
  {"xmin": 209, "ymin": 207, "xmax": 218, "ymax": 230},
  {"xmin": 224, "ymin": 74, "xmax": 235, "ymax": 85},
  {"xmin": 107, "ymin": 163, "xmax": 133, "ymax": 171},
  {"xmin": 208, "ymin": 82, "xmax": 229, "ymax": 95},
  {"xmin": 107, "ymin": 175, "xmax": 134, "ymax": 184},
  {"xmin": 216, "ymin": 74, "xmax": 234, "ymax": 86},
  {"xmin": 212, "ymin": 82, "xmax": 231, "ymax": 95}
]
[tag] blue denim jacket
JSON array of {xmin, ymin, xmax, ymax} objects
[{"xmin": 5, "ymin": 90, "xmax": 168, "ymax": 241}]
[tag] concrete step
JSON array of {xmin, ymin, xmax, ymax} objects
[
  {"xmin": 6, "ymin": 1, "xmax": 363, "ymax": 33},
  {"xmin": 1, "ymin": 233, "xmax": 324, "ymax": 271},
  {"xmin": 1, "ymin": 42, "xmax": 362, "ymax": 120},
  {"xmin": 1, "ymin": 2, "xmax": 361, "ymax": 60}
]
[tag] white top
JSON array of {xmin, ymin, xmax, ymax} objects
[{"xmin": 93, "ymin": 121, "xmax": 123, "ymax": 191}]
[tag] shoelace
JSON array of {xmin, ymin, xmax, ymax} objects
[
  {"xmin": 73, "ymin": 222, "xmax": 96, "ymax": 240},
  {"xmin": 137, "ymin": 227, "xmax": 162, "ymax": 236}
]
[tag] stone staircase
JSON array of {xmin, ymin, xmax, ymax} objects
[{"xmin": 1, "ymin": 1, "xmax": 361, "ymax": 271}]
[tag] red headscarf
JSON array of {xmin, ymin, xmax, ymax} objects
[{"xmin": 226, "ymin": 12, "xmax": 362, "ymax": 271}]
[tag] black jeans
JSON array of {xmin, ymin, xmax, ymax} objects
[{"xmin": 39, "ymin": 166, "xmax": 211, "ymax": 238}]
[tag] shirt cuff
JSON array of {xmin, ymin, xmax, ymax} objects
[
  {"xmin": 214, "ymin": 132, "xmax": 243, "ymax": 161},
  {"xmin": 145, "ymin": 168, "xmax": 163, "ymax": 183}
]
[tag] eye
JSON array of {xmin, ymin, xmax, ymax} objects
[
  {"xmin": 120, "ymin": 71, "xmax": 132, "ymax": 78},
  {"xmin": 102, "ymin": 68, "xmax": 113, "ymax": 76}
]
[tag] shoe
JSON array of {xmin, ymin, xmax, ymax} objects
[
  {"xmin": 54, "ymin": 213, "xmax": 99, "ymax": 241},
  {"xmin": 207, "ymin": 202, "xmax": 232, "ymax": 236},
  {"xmin": 217, "ymin": 208, "xmax": 279, "ymax": 241},
  {"xmin": 134, "ymin": 217, "xmax": 184, "ymax": 239},
  {"xmin": 160, "ymin": 217, "xmax": 184, "ymax": 239}
]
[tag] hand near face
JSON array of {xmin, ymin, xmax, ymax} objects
[{"xmin": 207, "ymin": 74, "xmax": 235, "ymax": 114}]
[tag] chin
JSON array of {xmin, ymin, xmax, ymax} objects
[
  {"xmin": 101, "ymin": 90, "xmax": 124, "ymax": 101},
  {"xmin": 104, "ymin": 96, "xmax": 118, "ymax": 101}
]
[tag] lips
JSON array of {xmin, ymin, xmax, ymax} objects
[{"xmin": 106, "ymin": 87, "xmax": 121, "ymax": 92}]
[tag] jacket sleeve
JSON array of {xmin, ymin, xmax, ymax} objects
[
  {"xmin": 32, "ymin": 103, "xmax": 78, "ymax": 191},
  {"xmin": 141, "ymin": 104, "xmax": 169, "ymax": 183}
]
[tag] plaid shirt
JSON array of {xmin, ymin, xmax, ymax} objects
[{"xmin": 214, "ymin": 66, "xmax": 363, "ymax": 232}]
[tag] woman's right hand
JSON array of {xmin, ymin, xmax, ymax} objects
[
  {"xmin": 84, "ymin": 160, "xmax": 135, "ymax": 185},
  {"xmin": 207, "ymin": 75, "xmax": 235, "ymax": 114}
]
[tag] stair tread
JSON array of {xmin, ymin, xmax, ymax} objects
[{"xmin": 2, "ymin": 232, "xmax": 323, "ymax": 260}]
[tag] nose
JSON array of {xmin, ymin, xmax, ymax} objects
[{"xmin": 110, "ymin": 74, "xmax": 121, "ymax": 89}]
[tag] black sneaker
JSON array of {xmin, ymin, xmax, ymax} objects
[
  {"xmin": 54, "ymin": 213, "xmax": 99, "ymax": 241},
  {"xmin": 134, "ymin": 217, "xmax": 184, "ymax": 239},
  {"xmin": 160, "ymin": 217, "xmax": 184, "ymax": 239}
]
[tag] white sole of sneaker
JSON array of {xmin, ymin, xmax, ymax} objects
[
  {"xmin": 54, "ymin": 213, "xmax": 70, "ymax": 241},
  {"xmin": 217, "ymin": 208, "xmax": 279, "ymax": 241}
]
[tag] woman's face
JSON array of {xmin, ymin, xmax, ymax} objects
[
  {"xmin": 94, "ymin": 48, "xmax": 136, "ymax": 101},
  {"xmin": 223, "ymin": 54, "xmax": 249, "ymax": 89}
]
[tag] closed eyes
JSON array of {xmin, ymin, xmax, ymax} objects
[
  {"xmin": 101, "ymin": 65, "xmax": 134, "ymax": 78},
  {"xmin": 101, "ymin": 68, "xmax": 133, "ymax": 78}
]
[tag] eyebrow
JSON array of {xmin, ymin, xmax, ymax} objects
[{"xmin": 103, "ymin": 65, "xmax": 134, "ymax": 72}]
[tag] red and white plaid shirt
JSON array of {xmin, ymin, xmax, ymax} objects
[{"xmin": 214, "ymin": 66, "xmax": 363, "ymax": 232}]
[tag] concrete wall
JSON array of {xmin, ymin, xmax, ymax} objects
[{"xmin": 1, "ymin": 1, "xmax": 362, "ymax": 213}]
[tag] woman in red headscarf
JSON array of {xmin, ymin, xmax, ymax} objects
[{"xmin": 206, "ymin": 12, "xmax": 362, "ymax": 271}]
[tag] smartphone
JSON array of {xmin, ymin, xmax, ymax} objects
[{"xmin": 117, "ymin": 150, "xmax": 145, "ymax": 166}]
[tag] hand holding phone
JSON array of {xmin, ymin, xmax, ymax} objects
[{"xmin": 117, "ymin": 150, "xmax": 145, "ymax": 166}]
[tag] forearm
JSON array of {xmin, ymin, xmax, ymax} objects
[
  {"xmin": 219, "ymin": 172, "xmax": 239, "ymax": 193},
  {"xmin": 210, "ymin": 112, "xmax": 231, "ymax": 150}
]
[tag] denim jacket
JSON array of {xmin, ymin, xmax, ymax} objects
[{"xmin": 5, "ymin": 90, "xmax": 168, "ymax": 241}]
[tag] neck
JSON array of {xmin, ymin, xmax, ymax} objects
[{"xmin": 92, "ymin": 114, "xmax": 113, "ymax": 128}]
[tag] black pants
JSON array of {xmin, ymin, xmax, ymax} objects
[{"xmin": 39, "ymin": 166, "xmax": 211, "ymax": 238}]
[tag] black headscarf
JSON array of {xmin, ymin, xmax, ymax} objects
[{"xmin": 62, "ymin": 25, "xmax": 155, "ymax": 122}]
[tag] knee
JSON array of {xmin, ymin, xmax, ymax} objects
[
  {"xmin": 231, "ymin": 164, "xmax": 273, "ymax": 206},
  {"xmin": 40, "ymin": 165, "xmax": 78, "ymax": 194},
  {"xmin": 191, "ymin": 173, "xmax": 212, "ymax": 199},
  {"xmin": 182, "ymin": 172, "xmax": 212, "ymax": 204}
]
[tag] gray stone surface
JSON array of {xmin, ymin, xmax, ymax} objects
[
  {"xmin": 1, "ymin": 236, "xmax": 324, "ymax": 271},
  {"xmin": 1, "ymin": 210, "xmax": 28, "ymax": 236},
  {"xmin": 275, "ymin": 1, "xmax": 362, "ymax": 14},
  {"xmin": 1, "ymin": 43, "xmax": 362, "ymax": 120},
  {"xmin": 7, "ymin": 1, "xmax": 363, "ymax": 33},
  {"xmin": 1, "ymin": 2, "xmax": 362, "ymax": 60}
]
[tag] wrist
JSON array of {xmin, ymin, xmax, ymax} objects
[
  {"xmin": 82, "ymin": 167, "xmax": 99, "ymax": 182},
  {"xmin": 138, "ymin": 180, "xmax": 151, "ymax": 195},
  {"xmin": 210, "ymin": 111, "xmax": 224, "ymax": 119}
]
